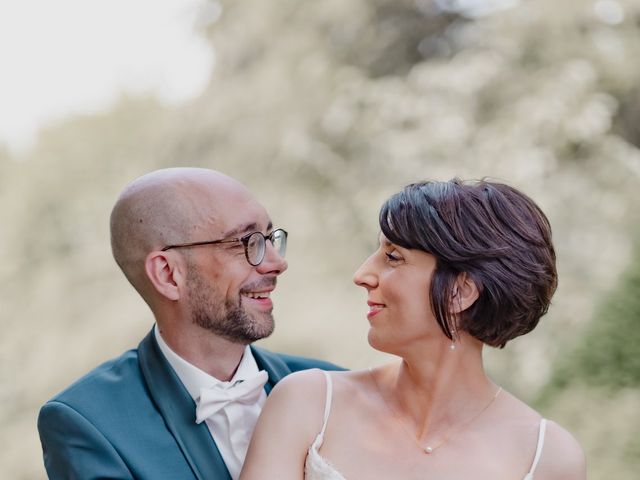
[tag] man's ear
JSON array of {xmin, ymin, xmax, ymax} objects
[
  {"xmin": 144, "ymin": 251, "xmax": 184, "ymax": 301},
  {"xmin": 450, "ymin": 272, "xmax": 479, "ymax": 314}
]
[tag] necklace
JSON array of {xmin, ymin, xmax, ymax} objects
[{"xmin": 369, "ymin": 368, "xmax": 502, "ymax": 455}]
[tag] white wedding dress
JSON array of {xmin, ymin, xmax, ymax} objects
[{"xmin": 303, "ymin": 371, "xmax": 547, "ymax": 480}]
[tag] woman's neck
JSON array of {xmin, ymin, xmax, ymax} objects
[{"xmin": 385, "ymin": 335, "xmax": 496, "ymax": 439}]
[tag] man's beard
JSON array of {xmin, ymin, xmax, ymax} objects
[{"xmin": 186, "ymin": 267, "xmax": 275, "ymax": 344}]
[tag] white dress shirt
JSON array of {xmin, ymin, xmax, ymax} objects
[{"xmin": 154, "ymin": 325, "xmax": 267, "ymax": 480}]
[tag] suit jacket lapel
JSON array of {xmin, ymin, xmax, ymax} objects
[
  {"xmin": 138, "ymin": 330, "xmax": 231, "ymax": 480},
  {"xmin": 251, "ymin": 346, "xmax": 293, "ymax": 395}
]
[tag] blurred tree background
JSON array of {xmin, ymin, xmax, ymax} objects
[{"xmin": 1, "ymin": 0, "xmax": 639, "ymax": 478}]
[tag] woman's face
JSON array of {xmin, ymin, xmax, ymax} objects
[{"xmin": 353, "ymin": 233, "xmax": 442, "ymax": 355}]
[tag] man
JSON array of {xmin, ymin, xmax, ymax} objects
[{"xmin": 38, "ymin": 168, "xmax": 341, "ymax": 479}]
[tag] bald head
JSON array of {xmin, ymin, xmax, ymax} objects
[{"xmin": 110, "ymin": 168, "xmax": 258, "ymax": 298}]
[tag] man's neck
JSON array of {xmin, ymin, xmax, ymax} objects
[{"xmin": 156, "ymin": 323, "xmax": 247, "ymax": 381}]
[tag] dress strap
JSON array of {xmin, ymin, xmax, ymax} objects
[
  {"xmin": 525, "ymin": 418, "xmax": 547, "ymax": 478},
  {"xmin": 317, "ymin": 370, "xmax": 334, "ymax": 442}
]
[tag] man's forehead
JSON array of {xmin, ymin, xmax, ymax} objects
[{"xmin": 197, "ymin": 186, "xmax": 272, "ymax": 235}]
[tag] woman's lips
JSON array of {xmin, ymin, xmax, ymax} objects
[{"xmin": 367, "ymin": 301, "xmax": 385, "ymax": 319}]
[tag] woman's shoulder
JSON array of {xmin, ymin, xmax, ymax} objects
[
  {"xmin": 534, "ymin": 419, "xmax": 586, "ymax": 480},
  {"xmin": 273, "ymin": 367, "xmax": 379, "ymax": 408},
  {"xmin": 269, "ymin": 368, "xmax": 330, "ymax": 405},
  {"xmin": 275, "ymin": 367, "xmax": 368, "ymax": 390},
  {"xmin": 251, "ymin": 369, "xmax": 338, "ymax": 452},
  {"xmin": 242, "ymin": 372, "xmax": 342, "ymax": 478},
  {"xmin": 491, "ymin": 392, "xmax": 585, "ymax": 479},
  {"xmin": 273, "ymin": 367, "xmax": 358, "ymax": 396}
]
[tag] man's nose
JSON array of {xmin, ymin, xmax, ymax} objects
[{"xmin": 256, "ymin": 241, "xmax": 288, "ymax": 275}]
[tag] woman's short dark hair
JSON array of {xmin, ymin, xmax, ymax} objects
[{"xmin": 379, "ymin": 179, "xmax": 557, "ymax": 348}]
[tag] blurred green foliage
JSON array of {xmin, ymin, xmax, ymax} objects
[
  {"xmin": 536, "ymin": 237, "xmax": 640, "ymax": 479},
  {"xmin": 542, "ymin": 238, "xmax": 640, "ymax": 396}
]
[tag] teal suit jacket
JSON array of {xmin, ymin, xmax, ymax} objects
[{"xmin": 38, "ymin": 330, "xmax": 343, "ymax": 479}]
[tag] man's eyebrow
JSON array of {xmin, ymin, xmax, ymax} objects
[
  {"xmin": 221, "ymin": 220, "xmax": 273, "ymax": 238},
  {"xmin": 221, "ymin": 222, "xmax": 258, "ymax": 238}
]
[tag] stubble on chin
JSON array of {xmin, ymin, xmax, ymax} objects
[
  {"xmin": 186, "ymin": 263, "xmax": 277, "ymax": 343},
  {"xmin": 189, "ymin": 286, "xmax": 275, "ymax": 344}
]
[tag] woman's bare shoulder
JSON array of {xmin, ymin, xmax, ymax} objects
[
  {"xmin": 241, "ymin": 370, "xmax": 332, "ymax": 479},
  {"xmin": 268, "ymin": 368, "xmax": 332, "ymax": 409},
  {"xmin": 325, "ymin": 366, "xmax": 392, "ymax": 411},
  {"xmin": 535, "ymin": 419, "xmax": 586, "ymax": 480},
  {"xmin": 326, "ymin": 366, "xmax": 381, "ymax": 388},
  {"xmin": 243, "ymin": 369, "xmax": 331, "ymax": 461},
  {"xmin": 486, "ymin": 391, "xmax": 585, "ymax": 479},
  {"xmin": 502, "ymin": 395, "xmax": 586, "ymax": 480}
]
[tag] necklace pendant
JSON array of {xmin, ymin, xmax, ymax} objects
[{"xmin": 424, "ymin": 446, "xmax": 433, "ymax": 454}]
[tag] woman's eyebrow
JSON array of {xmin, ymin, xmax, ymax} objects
[{"xmin": 379, "ymin": 235, "xmax": 393, "ymax": 247}]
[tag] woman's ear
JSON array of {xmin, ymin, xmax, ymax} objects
[
  {"xmin": 144, "ymin": 251, "xmax": 183, "ymax": 301},
  {"xmin": 450, "ymin": 272, "xmax": 479, "ymax": 314}
]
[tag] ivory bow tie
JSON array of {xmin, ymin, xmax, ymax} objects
[{"xmin": 195, "ymin": 370, "xmax": 269, "ymax": 424}]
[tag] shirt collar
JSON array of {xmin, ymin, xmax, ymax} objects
[{"xmin": 154, "ymin": 324, "xmax": 260, "ymax": 401}]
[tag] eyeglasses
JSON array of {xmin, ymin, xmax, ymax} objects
[{"xmin": 161, "ymin": 228, "xmax": 288, "ymax": 266}]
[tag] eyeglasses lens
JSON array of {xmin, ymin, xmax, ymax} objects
[
  {"xmin": 245, "ymin": 229, "xmax": 287, "ymax": 266},
  {"xmin": 272, "ymin": 230, "xmax": 286, "ymax": 257},
  {"xmin": 247, "ymin": 232, "xmax": 264, "ymax": 266}
]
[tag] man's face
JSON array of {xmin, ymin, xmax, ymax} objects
[{"xmin": 183, "ymin": 197, "xmax": 288, "ymax": 344}]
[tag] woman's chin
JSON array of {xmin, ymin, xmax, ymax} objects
[{"xmin": 367, "ymin": 329, "xmax": 396, "ymax": 355}]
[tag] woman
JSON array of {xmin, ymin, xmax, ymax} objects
[{"xmin": 240, "ymin": 179, "xmax": 586, "ymax": 480}]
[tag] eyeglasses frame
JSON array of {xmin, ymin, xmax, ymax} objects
[{"xmin": 160, "ymin": 228, "xmax": 288, "ymax": 266}]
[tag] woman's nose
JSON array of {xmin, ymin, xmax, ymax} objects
[{"xmin": 353, "ymin": 254, "xmax": 377, "ymax": 289}]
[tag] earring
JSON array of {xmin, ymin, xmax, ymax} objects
[{"xmin": 450, "ymin": 328, "xmax": 457, "ymax": 350}]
